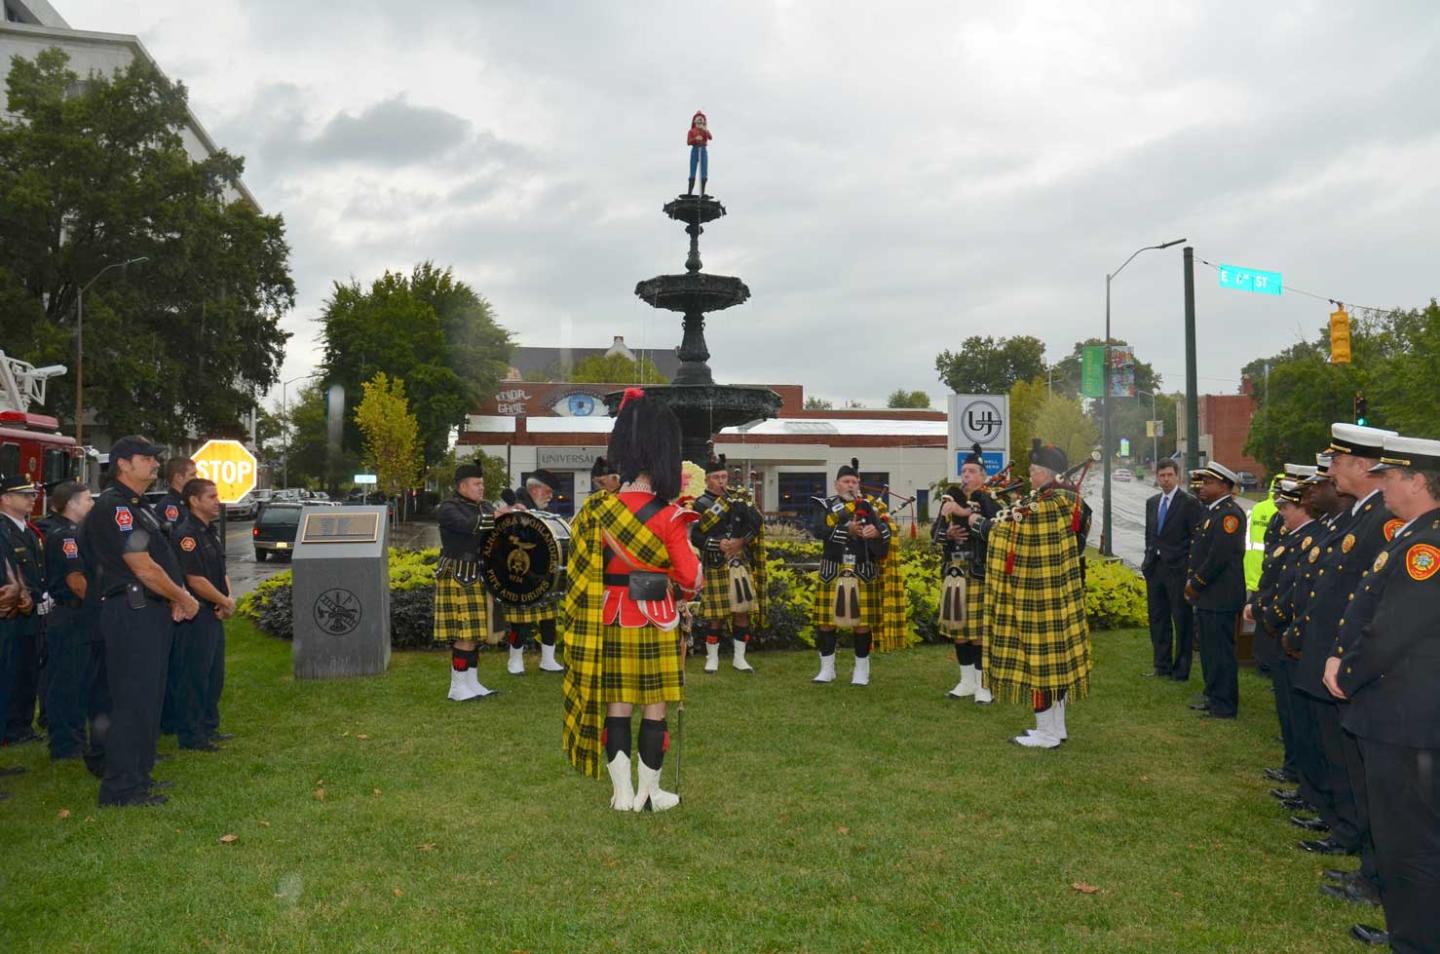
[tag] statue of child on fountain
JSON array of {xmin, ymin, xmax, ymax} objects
[{"xmin": 686, "ymin": 111, "xmax": 711, "ymax": 197}]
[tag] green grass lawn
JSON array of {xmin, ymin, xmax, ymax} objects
[{"xmin": 0, "ymin": 623, "xmax": 1368, "ymax": 953}]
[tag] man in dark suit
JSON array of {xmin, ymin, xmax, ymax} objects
[{"xmin": 1142, "ymin": 458, "xmax": 1202, "ymax": 679}]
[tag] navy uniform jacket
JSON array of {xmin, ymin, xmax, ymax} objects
[
  {"xmin": 41, "ymin": 516, "xmax": 86, "ymax": 606},
  {"xmin": 1257, "ymin": 520, "xmax": 1315, "ymax": 646},
  {"xmin": 1143, "ymin": 488, "xmax": 1204, "ymax": 576},
  {"xmin": 1295, "ymin": 491, "xmax": 1398, "ymax": 700},
  {"xmin": 154, "ymin": 489, "xmax": 188, "ymax": 537},
  {"xmin": 172, "ymin": 515, "xmax": 228, "ymax": 604},
  {"xmin": 1185, "ymin": 496, "xmax": 1246, "ymax": 611},
  {"xmin": 1281, "ymin": 510, "xmax": 1353, "ymax": 658},
  {"xmin": 81, "ymin": 484, "xmax": 185, "ymax": 600},
  {"xmin": 1336, "ymin": 506, "xmax": 1440, "ymax": 749},
  {"xmin": 0, "ymin": 514, "xmax": 44, "ymax": 596}
]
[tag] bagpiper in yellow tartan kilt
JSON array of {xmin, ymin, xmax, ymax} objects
[
  {"xmin": 809, "ymin": 573, "xmax": 881, "ymax": 629},
  {"xmin": 958, "ymin": 573, "xmax": 987, "ymax": 644},
  {"xmin": 598, "ymin": 623, "xmax": 685, "ymax": 705},
  {"xmin": 698, "ymin": 560, "xmax": 744, "ymax": 619},
  {"xmin": 433, "ymin": 568, "xmax": 498, "ymax": 644},
  {"xmin": 503, "ymin": 599, "xmax": 557, "ymax": 626}
]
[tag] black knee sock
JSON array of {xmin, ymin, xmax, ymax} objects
[
  {"xmin": 603, "ymin": 716, "xmax": 631, "ymax": 762},
  {"xmin": 973, "ymin": 644, "xmax": 984, "ymax": 672},
  {"xmin": 816, "ymin": 630, "xmax": 837, "ymax": 657},
  {"xmin": 733, "ymin": 628, "xmax": 750, "ymax": 645},
  {"xmin": 854, "ymin": 633, "xmax": 872, "ymax": 659},
  {"xmin": 638, "ymin": 718, "xmax": 668, "ymax": 771},
  {"xmin": 451, "ymin": 646, "xmax": 478, "ymax": 672},
  {"xmin": 953, "ymin": 642, "xmax": 965, "ymax": 666},
  {"xmin": 539, "ymin": 619, "xmax": 557, "ymax": 647}
]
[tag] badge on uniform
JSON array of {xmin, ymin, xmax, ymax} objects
[
  {"xmin": 1383, "ymin": 518, "xmax": 1404, "ymax": 542},
  {"xmin": 1301, "ymin": 535, "xmax": 1313, "ymax": 549},
  {"xmin": 115, "ymin": 507, "xmax": 134, "ymax": 531},
  {"xmin": 165, "ymin": 504, "xmax": 179, "ymax": 522},
  {"xmin": 1203, "ymin": 519, "xmax": 1211, "ymax": 531},
  {"xmin": 1309, "ymin": 546, "xmax": 1321, "ymax": 564},
  {"xmin": 180, "ymin": 536, "xmax": 197, "ymax": 552},
  {"xmin": 62, "ymin": 538, "xmax": 79, "ymax": 559},
  {"xmin": 1341, "ymin": 533, "xmax": 1356, "ymax": 554},
  {"xmin": 1372, "ymin": 551, "xmax": 1389, "ymax": 574},
  {"xmin": 1272, "ymin": 545, "xmax": 1286, "ymax": 559},
  {"xmin": 1222, "ymin": 515, "xmax": 1240, "ymax": 534},
  {"xmin": 1405, "ymin": 543, "xmax": 1439, "ymax": 581}
]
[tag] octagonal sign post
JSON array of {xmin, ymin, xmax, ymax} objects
[{"xmin": 192, "ymin": 439, "xmax": 258, "ymax": 504}]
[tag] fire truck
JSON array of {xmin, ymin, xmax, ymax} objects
[{"xmin": 0, "ymin": 351, "xmax": 83, "ymax": 517}]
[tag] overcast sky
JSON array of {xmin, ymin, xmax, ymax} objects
[{"xmin": 57, "ymin": 1, "xmax": 1440, "ymax": 407}]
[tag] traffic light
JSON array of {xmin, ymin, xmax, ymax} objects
[
  {"xmin": 1330, "ymin": 308, "xmax": 1351, "ymax": 364},
  {"xmin": 1354, "ymin": 391, "xmax": 1368, "ymax": 426}
]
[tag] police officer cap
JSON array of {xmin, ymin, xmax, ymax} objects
[
  {"xmin": 1030, "ymin": 439, "xmax": 1068, "ymax": 474},
  {"xmin": 109, "ymin": 435, "xmax": 164, "ymax": 461},
  {"xmin": 1283, "ymin": 463, "xmax": 1317, "ymax": 481},
  {"xmin": 527, "ymin": 469, "xmax": 561, "ymax": 492},
  {"xmin": 1369, "ymin": 434, "xmax": 1440, "ymax": 473},
  {"xmin": 1274, "ymin": 479, "xmax": 1305, "ymax": 504},
  {"xmin": 453, "ymin": 463, "xmax": 484, "ymax": 485},
  {"xmin": 591, "ymin": 456, "xmax": 617, "ymax": 479},
  {"xmin": 1328, "ymin": 423, "xmax": 1396, "ymax": 459},
  {"xmin": 0, "ymin": 473, "xmax": 38, "ymax": 495},
  {"xmin": 1309, "ymin": 452, "xmax": 1333, "ymax": 482}
]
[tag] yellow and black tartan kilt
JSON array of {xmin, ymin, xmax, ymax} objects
[
  {"xmin": 697, "ymin": 562, "xmax": 742, "ymax": 620},
  {"xmin": 809, "ymin": 574, "xmax": 880, "ymax": 629},
  {"xmin": 433, "ymin": 572, "xmax": 499, "ymax": 645},
  {"xmin": 958, "ymin": 574, "xmax": 987, "ymax": 644},
  {"xmin": 598, "ymin": 624, "xmax": 684, "ymax": 705},
  {"xmin": 503, "ymin": 600, "xmax": 558, "ymax": 626}
]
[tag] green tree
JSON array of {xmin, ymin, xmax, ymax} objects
[
  {"xmin": 283, "ymin": 382, "xmax": 357, "ymax": 491},
  {"xmin": 0, "ymin": 49, "xmax": 294, "ymax": 441},
  {"xmin": 935, "ymin": 335, "xmax": 1046, "ymax": 394},
  {"xmin": 886, "ymin": 388, "xmax": 931, "ymax": 409},
  {"xmin": 320, "ymin": 266, "xmax": 508, "ymax": 468},
  {"xmin": 1032, "ymin": 394, "xmax": 1098, "ymax": 470},
  {"xmin": 422, "ymin": 448, "xmax": 507, "ymax": 501},
  {"xmin": 354, "ymin": 373, "xmax": 421, "ymax": 502},
  {"xmin": 566, "ymin": 353, "xmax": 669, "ymax": 384},
  {"xmin": 804, "ymin": 396, "xmax": 834, "ymax": 410},
  {"xmin": 1007, "ymin": 377, "xmax": 1049, "ymax": 477}
]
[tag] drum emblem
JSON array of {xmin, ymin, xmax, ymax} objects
[{"xmin": 506, "ymin": 535, "xmax": 536, "ymax": 576}]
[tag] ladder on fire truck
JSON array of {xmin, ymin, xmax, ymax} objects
[{"xmin": 0, "ymin": 351, "xmax": 67, "ymax": 415}]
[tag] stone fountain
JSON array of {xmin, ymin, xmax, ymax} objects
[{"xmin": 606, "ymin": 192, "xmax": 781, "ymax": 462}]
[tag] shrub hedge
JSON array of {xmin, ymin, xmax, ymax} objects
[{"xmin": 238, "ymin": 535, "xmax": 1148, "ymax": 651}]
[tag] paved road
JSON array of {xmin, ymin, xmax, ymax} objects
[
  {"xmin": 222, "ymin": 516, "xmax": 439, "ymax": 597},
  {"xmin": 1082, "ymin": 474, "xmax": 1254, "ymax": 569}
]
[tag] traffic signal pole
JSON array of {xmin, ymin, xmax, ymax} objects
[{"xmin": 1184, "ymin": 247, "xmax": 1200, "ymax": 474}]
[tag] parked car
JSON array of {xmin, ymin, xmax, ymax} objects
[
  {"xmin": 252, "ymin": 502, "xmax": 304, "ymax": 561},
  {"xmin": 1113, "ymin": 468, "xmax": 1133, "ymax": 482},
  {"xmin": 1236, "ymin": 471, "xmax": 1259, "ymax": 491},
  {"xmin": 225, "ymin": 492, "xmax": 257, "ymax": 519}
]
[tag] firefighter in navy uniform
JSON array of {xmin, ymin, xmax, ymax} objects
[
  {"xmin": 934, "ymin": 443, "xmax": 1001, "ymax": 702},
  {"xmin": 1183, "ymin": 462, "xmax": 1246, "ymax": 719},
  {"xmin": 1324, "ymin": 433, "xmax": 1440, "ymax": 953},
  {"xmin": 155, "ymin": 456, "xmax": 195, "ymax": 737},
  {"xmin": 0, "ymin": 548, "xmax": 34, "ymax": 797},
  {"xmin": 39, "ymin": 481, "xmax": 95, "ymax": 762},
  {"xmin": 691, "ymin": 453, "xmax": 765, "ymax": 674},
  {"xmin": 170, "ymin": 478, "xmax": 234, "ymax": 752},
  {"xmin": 83, "ymin": 436, "xmax": 199, "ymax": 807},
  {"xmin": 0, "ymin": 473, "xmax": 47, "ymax": 746},
  {"xmin": 434, "ymin": 464, "xmax": 501, "ymax": 701}
]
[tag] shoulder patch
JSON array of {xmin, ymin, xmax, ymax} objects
[
  {"xmin": 164, "ymin": 504, "xmax": 180, "ymax": 522},
  {"xmin": 114, "ymin": 507, "xmax": 134, "ymax": 531},
  {"xmin": 1222, "ymin": 515, "xmax": 1241, "ymax": 534},
  {"xmin": 1341, "ymin": 533, "xmax": 1355, "ymax": 554},
  {"xmin": 1405, "ymin": 543, "xmax": 1440, "ymax": 582},
  {"xmin": 62, "ymin": 538, "xmax": 79, "ymax": 559},
  {"xmin": 1372, "ymin": 551, "xmax": 1389, "ymax": 574},
  {"xmin": 179, "ymin": 536, "xmax": 197, "ymax": 552},
  {"xmin": 1383, "ymin": 518, "xmax": 1404, "ymax": 542}
]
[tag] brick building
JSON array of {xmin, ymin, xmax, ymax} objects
[{"xmin": 1176, "ymin": 388, "xmax": 1265, "ymax": 480}]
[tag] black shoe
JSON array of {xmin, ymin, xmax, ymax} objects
[
  {"xmin": 1291, "ymin": 816, "xmax": 1331, "ymax": 832},
  {"xmin": 0, "ymin": 765, "xmax": 25, "ymax": 778},
  {"xmin": 1323, "ymin": 868, "xmax": 1358, "ymax": 883},
  {"xmin": 211, "ymin": 733, "xmax": 234, "ymax": 742},
  {"xmin": 1298, "ymin": 838, "xmax": 1355, "ymax": 855},
  {"xmin": 1349, "ymin": 924, "xmax": 1388, "ymax": 946},
  {"xmin": 179, "ymin": 741, "xmax": 220, "ymax": 752},
  {"xmin": 1264, "ymin": 767, "xmax": 1298, "ymax": 782},
  {"xmin": 1188, "ymin": 701, "xmax": 1211, "ymax": 711},
  {"xmin": 1142, "ymin": 669, "xmax": 1170, "ymax": 677},
  {"xmin": 1270, "ymin": 787, "xmax": 1300, "ymax": 800},
  {"xmin": 1200, "ymin": 711, "xmax": 1236, "ymax": 719},
  {"xmin": 1170, "ymin": 673, "xmax": 1190, "ymax": 682},
  {"xmin": 5, "ymin": 730, "xmax": 41, "ymax": 746},
  {"xmin": 1320, "ymin": 882, "xmax": 1380, "ymax": 907},
  {"xmin": 150, "ymin": 780, "xmax": 175, "ymax": 791},
  {"xmin": 1280, "ymin": 797, "xmax": 1311, "ymax": 811},
  {"xmin": 103, "ymin": 793, "xmax": 168, "ymax": 808}
]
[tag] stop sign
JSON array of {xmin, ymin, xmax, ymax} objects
[{"xmin": 192, "ymin": 439, "xmax": 259, "ymax": 504}]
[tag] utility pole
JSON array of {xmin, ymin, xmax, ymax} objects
[{"xmin": 1184, "ymin": 246, "xmax": 1200, "ymax": 473}]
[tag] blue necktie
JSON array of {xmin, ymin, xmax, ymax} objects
[{"xmin": 1157, "ymin": 494, "xmax": 1170, "ymax": 532}]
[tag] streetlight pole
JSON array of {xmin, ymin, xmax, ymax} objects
[
  {"xmin": 74, "ymin": 256, "xmax": 148, "ymax": 447},
  {"xmin": 1101, "ymin": 238, "xmax": 1185, "ymax": 557},
  {"xmin": 1135, "ymin": 389, "xmax": 1159, "ymax": 479},
  {"xmin": 280, "ymin": 371, "xmax": 322, "ymax": 488}
]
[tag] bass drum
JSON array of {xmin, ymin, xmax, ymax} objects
[{"xmin": 482, "ymin": 510, "xmax": 571, "ymax": 607}]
